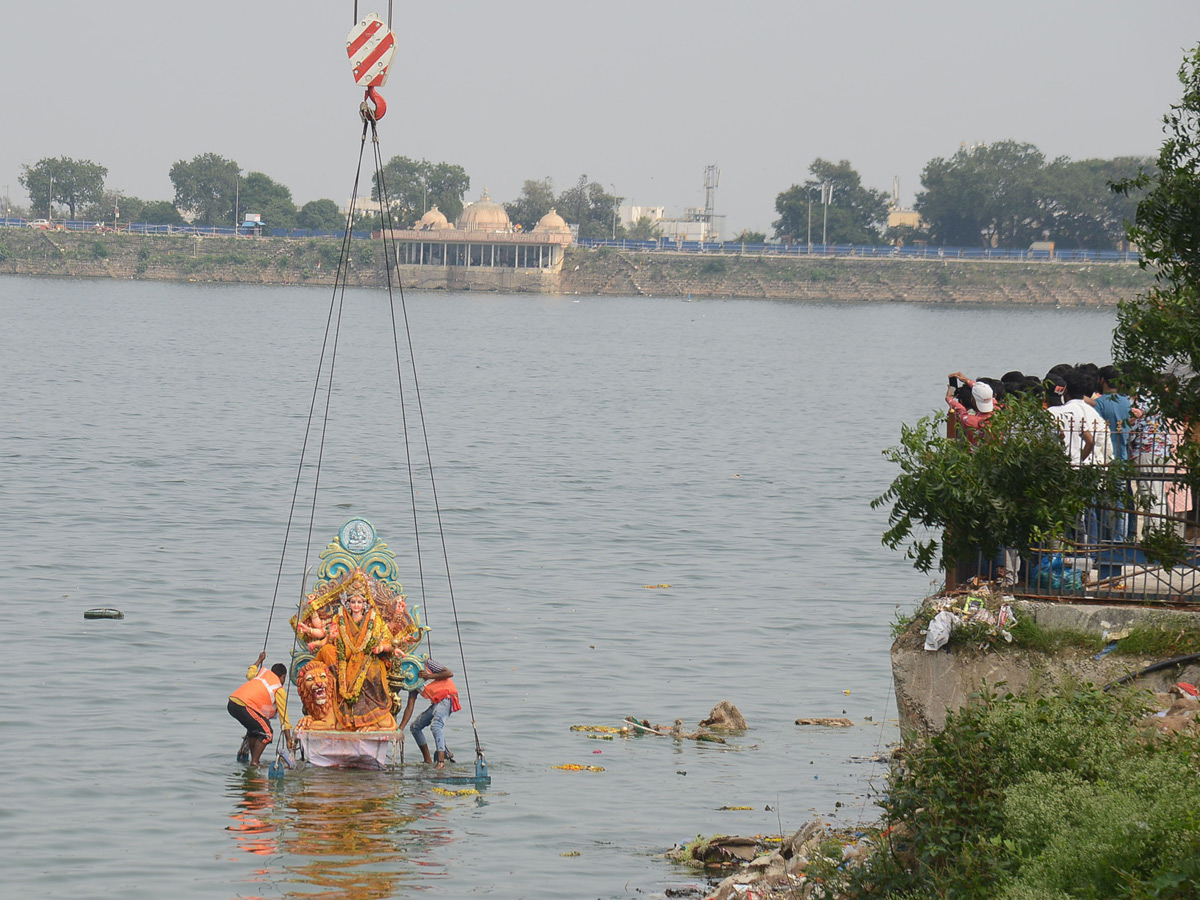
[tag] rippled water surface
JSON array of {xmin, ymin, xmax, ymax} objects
[{"xmin": 0, "ymin": 277, "xmax": 1117, "ymax": 898}]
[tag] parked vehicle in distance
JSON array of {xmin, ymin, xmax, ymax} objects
[{"xmin": 27, "ymin": 219, "xmax": 50, "ymax": 229}]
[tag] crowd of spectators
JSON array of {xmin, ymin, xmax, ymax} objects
[{"xmin": 943, "ymin": 362, "xmax": 1196, "ymax": 586}]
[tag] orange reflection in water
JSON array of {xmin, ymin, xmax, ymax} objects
[{"xmin": 226, "ymin": 766, "xmax": 465, "ymax": 900}]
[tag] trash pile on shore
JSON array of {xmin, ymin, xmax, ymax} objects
[
  {"xmin": 666, "ymin": 819, "xmax": 877, "ymax": 899},
  {"xmin": 920, "ymin": 581, "xmax": 1018, "ymax": 651}
]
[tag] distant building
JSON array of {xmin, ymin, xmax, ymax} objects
[
  {"xmin": 618, "ymin": 204, "xmax": 723, "ymax": 243},
  {"xmin": 887, "ymin": 208, "xmax": 922, "ymax": 231},
  {"xmin": 619, "ymin": 206, "xmax": 666, "ymax": 228},
  {"xmin": 382, "ymin": 190, "xmax": 574, "ymax": 292}
]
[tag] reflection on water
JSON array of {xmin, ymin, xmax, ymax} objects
[{"xmin": 226, "ymin": 766, "xmax": 471, "ymax": 899}]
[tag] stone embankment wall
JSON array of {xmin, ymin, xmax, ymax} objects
[
  {"xmin": 0, "ymin": 230, "xmax": 382, "ymax": 287},
  {"xmin": 559, "ymin": 247, "xmax": 1150, "ymax": 305},
  {"xmin": 0, "ymin": 229, "xmax": 1151, "ymax": 304},
  {"xmin": 891, "ymin": 601, "xmax": 1200, "ymax": 736}
]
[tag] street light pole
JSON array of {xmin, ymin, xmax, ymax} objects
[
  {"xmin": 807, "ymin": 187, "xmax": 813, "ymax": 254},
  {"xmin": 821, "ymin": 182, "xmax": 833, "ymax": 250},
  {"xmin": 610, "ymin": 183, "xmax": 617, "ymax": 241}
]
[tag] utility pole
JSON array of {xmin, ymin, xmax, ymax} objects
[
  {"xmin": 807, "ymin": 186, "xmax": 813, "ymax": 253},
  {"xmin": 821, "ymin": 182, "xmax": 833, "ymax": 249},
  {"xmin": 610, "ymin": 183, "xmax": 617, "ymax": 240}
]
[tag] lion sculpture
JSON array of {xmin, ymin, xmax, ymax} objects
[{"xmin": 295, "ymin": 659, "xmax": 340, "ymax": 730}]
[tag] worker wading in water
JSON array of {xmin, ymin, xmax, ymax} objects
[
  {"xmin": 399, "ymin": 659, "xmax": 461, "ymax": 769},
  {"xmin": 228, "ymin": 651, "xmax": 296, "ymax": 765}
]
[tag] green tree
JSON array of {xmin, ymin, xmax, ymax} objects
[
  {"xmin": 884, "ymin": 223, "xmax": 927, "ymax": 247},
  {"xmin": 916, "ymin": 141, "xmax": 1049, "ymax": 248},
  {"xmin": 554, "ymin": 175, "xmax": 621, "ymax": 241},
  {"xmin": 773, "ymin": 158, "xmax": 888, "ymax": 244},
  {"xmin": 627, "ymin": 216, "xmax": 664, "ymax": 241},
  {"xmin": 139, "ymin": 200, "xmax": 187, "ymax": 226},
  {"xmin": 1114, "ymin": 44, "xmax": 1200, "ymax": 488},
  {"xmin": 297, "ymin": 199, "xmax": 345, "ymax": 232},
  {"xmin": 373, "ymin": 156, "xmax": 470, "ymax": 227},
  {"xmin": 730, "ymin": 228, "xmax": 766, "ymax": 244},
  {"xmin": 239, "ymin": 172, "xmax": 297, "ymax": 230},
  {"xmin": 1041, "ymin": 156, "xmax": 1151, "ymax": 249},
  {"xmin": 19, "ymin": 156, "xmax": 107, "ymax": 220},
  {"xmin": 82, "ymin": 190, "xmax": 139, "ymax": 225},
  {"xmin": 872, "ymin": 398, "xmax": 1124, "ymax": 573},
  {"xmin": 169, "ymin": 153, "xmax": 241, "ymax": 226},
  {"xmin": 504, "ymin": 177, "xmax": 556, "ymax": 231}
]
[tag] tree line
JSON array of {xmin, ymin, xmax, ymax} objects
[
  {"xmin": 15, "ymin": 142, "xmax": 1153, "ymax": 250},
  {"xmin": 13, "ymin": 154, "xmax": 631, "ymax": 240},
  {"xmin": 774, "ymin": 144, "xmax": 1153, "ymax": 250}
]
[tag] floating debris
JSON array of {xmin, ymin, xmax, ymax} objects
[
  {"xmin": 623, "ymin": 716, "xmax": 727, "ymax": 743},
  {"xmin": 84, "ymin": 607, "xmax": 124, "ymax": 620},
  {"xmin": 643, "ymin": 583, "xmax": 671, "ymax": 589},
  {"xmin": 795, "ymin": 717, "xmax": 854, "ymax": 727},
  {"xmin": 553, "ymin": 764, "xmax": 605, "ymax": 772},
  {"xmin": 717, "ymin": 805, "xmax": 754, "ymax": 811},
  {"xmin": 570, "ymin": 724, "xmax": 627, "ymax": 734},
  {"xmin": 699, "ymin": 701, "xmax": 748, "ymax": 731},
  {"xmin": 432, "ymin": 787, "xmax": 478, "ymax": 797}
]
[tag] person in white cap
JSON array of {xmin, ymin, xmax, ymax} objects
[
  {"xmin": 945, "ymin": 372, "xmax": 1019, "ymax": 585},
  {"xmin": 946, "ymin": 371, "xmax": 994, "ymax": 445}
]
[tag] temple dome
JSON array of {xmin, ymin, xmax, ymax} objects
[
  {"xmin": 414, "ymin": 205, "xmax": 450, "ymax": 230},
  {"xmin": 531, "ymin": 207, "xmax": 571, "ymax": 235},
  {"xmin": 456, "ymin": 189, "xmax": 512, "ymax": 232}
]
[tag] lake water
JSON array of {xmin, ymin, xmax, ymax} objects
[{"xmin": 0, "ymin": 275, "xmax": 1118, "ymax": 899}]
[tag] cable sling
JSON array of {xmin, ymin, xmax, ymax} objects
[{"xmin": 263, "ymin": 102, "xmax": 484, "ymax": 773}]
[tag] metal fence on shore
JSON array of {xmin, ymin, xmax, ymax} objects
[
  {"xmin": 577, "ymin": 237, "xmax": 1141, "ymax": 263},
  {"xmin": 0, "ymin": 217, "xmax": 370, "ymax": 240},
  {"xmin": 945, "ymin": 417, "xmax": 1200, "ymax": 605},
  {"xmin": 1, "ymin": 217, "xmax": 1140, "ymax": 263}
]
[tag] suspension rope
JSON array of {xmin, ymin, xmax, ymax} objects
[
  {"xmin": 366, "ymin": 115, "xmax": 484, "ymax": 760},
  {"xmin": 264, "ymin": 121, "xmax": 372, "ymax": 768},
  {"xmin": 264, "ymin": 101, "xmax": 483, "ymax": 769},
  {"xmin": 261, "ymin": 116, "xmax": 370, "ymax": 653}
]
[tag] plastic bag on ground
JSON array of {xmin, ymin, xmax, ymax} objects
[{"xmin": 924, "ymin": 610, "xmax": 959, "ymax": 651}]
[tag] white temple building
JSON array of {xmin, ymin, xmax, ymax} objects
[{"xmin": 383, "ymin": 191, "xmax": 574, "ymax": 291}]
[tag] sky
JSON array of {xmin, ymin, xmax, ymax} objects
[{"xmin": 3, "ymin": 1, "xmax": 1199, "ymax": 236}]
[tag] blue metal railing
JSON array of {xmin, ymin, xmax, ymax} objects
[
  {"xmin": 0, "ymin": 217, "xmax": 1141, "ymax": 263},
  {"xmin": 576, "ymin": 237, "xmax": 1140, "ymax": 263}
]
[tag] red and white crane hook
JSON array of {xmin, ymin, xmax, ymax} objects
[{"xmin": 347, "ymin": 12, "xmax": 396, "ymax": 121}]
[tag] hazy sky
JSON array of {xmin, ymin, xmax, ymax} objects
[{"xmin": 3, "ymin": 1, "xmax": 1199, "ymax": 235}]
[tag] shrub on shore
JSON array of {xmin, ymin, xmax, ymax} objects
[{"xmin": 842, "ymin": 684, "xmax": 1200, "ymax": 899}]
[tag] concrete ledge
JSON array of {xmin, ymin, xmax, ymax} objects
[{"xmin": 891, "ymin": 600, "xmax": 1200, "ymax": 736}]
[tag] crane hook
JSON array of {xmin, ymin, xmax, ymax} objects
[{"xmin": 361, "ymin": 86, "xmax": 387, "ymax": 122}]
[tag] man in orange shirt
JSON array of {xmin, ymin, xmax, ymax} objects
[
  {"xmin": 228, "ymin": 651, "xmax": 294, "ymax": 765},
  {"xmin": 398, "ymin": 659, "xmax": 461, "ymax": 769}
]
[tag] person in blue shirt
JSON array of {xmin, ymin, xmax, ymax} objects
[{"xmin": 1092, "ymin": 365, "xmax": 1137, "ymax": 541}]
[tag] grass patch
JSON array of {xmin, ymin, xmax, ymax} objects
[
  {"xmin": 1008, "ymin": 617, "xmax": 1105, "ymax": 653},
  {"xmin": 1114, "ymin": 616, "xmax": 1200, "ymax": 656}
]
